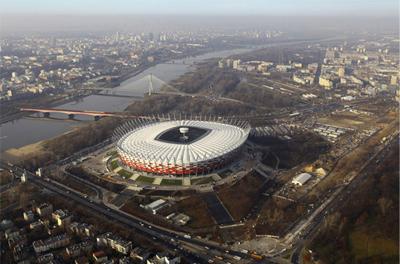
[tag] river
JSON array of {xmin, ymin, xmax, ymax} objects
[
  {"xmin": 0, "ymin": 48, "xmax": 251, "ymax": 152},
  {"xmin": 0, "ymin": 36, "xmax": 338, "ymax": 152}
]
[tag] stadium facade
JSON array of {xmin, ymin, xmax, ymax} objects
[{"xmin": 113, "ymin": 116, "xmax": 250, "ymax": 176}]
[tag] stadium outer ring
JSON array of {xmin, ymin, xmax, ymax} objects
[{"xmin": 113, "ymin": 116, "xmax": 250, "ymax": 176}]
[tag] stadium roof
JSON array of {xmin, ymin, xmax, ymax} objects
[{"xmin": 117, "ymin": 120, "xmax": 250, "ymax": 165}]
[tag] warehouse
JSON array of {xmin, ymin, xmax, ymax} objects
[{"xmin": 292, "ymin": 173, "xmax": 312, "ymax": 186}]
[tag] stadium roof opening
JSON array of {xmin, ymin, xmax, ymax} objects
[{"xmin": 155, "ymin": 126, "xmax": 211, "ymax": 144}]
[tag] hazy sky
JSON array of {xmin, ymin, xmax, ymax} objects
[{"xmin": 1, "ymin": 0, "xmax": 398, "ymax": 16}]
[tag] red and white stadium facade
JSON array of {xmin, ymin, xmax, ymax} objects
[{"xmin": 113, "ymin": 117, "xmax": 250, "ymax": 176}]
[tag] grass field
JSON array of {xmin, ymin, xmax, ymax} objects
[
  {"xmin": 117, "ymin": 169, "xmax": 133, "ymax": 178},
  {"xmin": 110, "ymin": 159, "xmax": 119, "ymax": 170},
  {"xmin": 160, "ymin": 179, "xmax": 182, "ymax": 186},
  {"xmin": 136, "ymin": 175, "xmax": 155, "ymax": 184}
]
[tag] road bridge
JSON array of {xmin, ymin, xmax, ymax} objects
[
  {"xmin": 20, "ymin": 107, "xmax": 287, "ymax": 124},
  {"xmin": 20, "ymin": 107, "xmax": 144, "ymax": 120}
]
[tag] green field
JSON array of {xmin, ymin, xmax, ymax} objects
[
  {"xmin": 136, "ymin": 175, "xmax": 155, "ymax": 184},
  {"xmin": 117, "ymin": 169, "xmax": 133, "ymax": 178},
  {"xmin": 110, "ymin": 159, "xmax": 119, "ymax": 170},
  {"xmin": 160, "ymin": 179, "xmax": 182, "ymax": 185}
]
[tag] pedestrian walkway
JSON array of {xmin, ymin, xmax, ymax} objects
[
  {"xmin": 113, "ymin": 167, "xmax": 122, "ymax": 173},
  {"xmin": 153, "ymin": 177, "xmax": 162, "ymax": 185},
  {"xmin": 130, "ymin": 174, "xmax": 140, "ymax": 180},
  {"xmin": 183, "ymin": 178, "xmax": 191, "ymax": 186}
]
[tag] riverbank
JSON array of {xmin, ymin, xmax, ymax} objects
[
  {"xmin": 2, "ymin": 124, "xmax": 83, "ymax": 164},
  {"xmin": 3, "ymin": 141, "xmax": 45, "ymax": 163},
  {"xmin": 1, "ymin": 116, "xmax": 121, "ymax": 168},
  {"xmin": 0, "ymin": 91, "xmax": 96, "ymax": 125}
]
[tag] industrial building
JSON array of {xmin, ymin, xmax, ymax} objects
[{"xmin": 143, "ymin": 199, "xmax": 169, "ymax": 214}]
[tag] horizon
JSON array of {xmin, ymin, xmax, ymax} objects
[
  {"xmin": 1, "ymin": 14, "xmax": 398, "ymax": 35},
  {"xmin": 1, "ymin": 0, "xmax": 399, "ymax": 16},
  {"xmin": 1, "ymin": 0, "xmax": 398, "ymax": 34}
]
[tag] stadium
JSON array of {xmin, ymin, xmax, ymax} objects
[{"xmin": 113, "ymin": 116, "xmax": 250, "ymax": 176}]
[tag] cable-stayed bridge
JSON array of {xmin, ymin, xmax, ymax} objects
[{"xmin": 85, "ymin": 74, "xmax": 180, "ymax": 98}]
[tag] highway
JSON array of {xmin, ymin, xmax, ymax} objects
[{"xmin": 0, "ymin": 161, "xmax": 261, "ymax": 264}]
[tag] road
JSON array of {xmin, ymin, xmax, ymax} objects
[{"xmin": 0, "ymin": 161, "xmax": 263, "ymax": 264}]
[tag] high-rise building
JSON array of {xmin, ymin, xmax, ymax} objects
[{"xmin": 232, "ymin": 59, "xmax": 241, "ymax": 69}]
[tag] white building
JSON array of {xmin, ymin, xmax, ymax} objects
[
  {"xmin": 292, "ymin": 173, "xmax": 312, "ymax": 186},
  {"xmin": 143, "ymin": 199, "xmax": 168, "ymax": 214}
]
